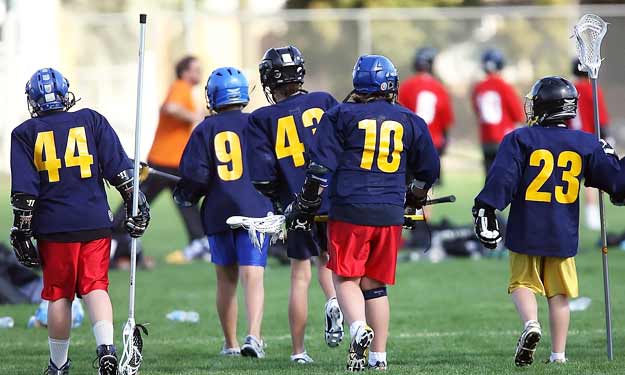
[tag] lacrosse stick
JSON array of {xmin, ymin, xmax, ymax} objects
[
  {"xmin": 574, "ymin": 13, "xmax": 613, "ymax": 360},
  {"xmin": 226, "ymin": 214, "xmax": 287, "ymax": 250},
  {"xmin": 119, "ymin": 13, "xmax": 149, "ymax": 375},
  {"xmin": 136, "ymin": 161, "xmax": 181, "ymax": 182}
]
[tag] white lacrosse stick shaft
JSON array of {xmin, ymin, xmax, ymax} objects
[{"xmin": 574, "ymin": 13, "xmax": 613, "ymax": 361}]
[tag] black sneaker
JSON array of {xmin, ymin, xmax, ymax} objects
[
  {"xmin": 514, "ymin": 321, "xmax": 542, "ymax": 367},
  {"xmin": 95, "ymin": 345, "xmax": 118, "ymax": 375},
  {"xmin": 346, "ymin": 325, "xmax": 374, "ymax": 372},
  {"xmin": 44, "ymin": 359, "xmax": 71, "ymax": 375},
  {"xmin": 368, "ymin": 361, "xmax": 387, "ymax": 371}
]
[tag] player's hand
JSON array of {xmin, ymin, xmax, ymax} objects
[
  {"xmin": 610, "ymin": 192, "xmax": 625, "ymax": 206},
  {"xmin": 472, "ymin": 204, "xmax": 502, "ymax": 250},
  {"xmin": 125, "ymin": 191, "xmax": 151, "ymax": 238},
  {"xmin": 9, "ymin": 228, "xmax": 40, "ymax": 268},
  {"xmin": 406, "ymin": 180, "xmax": 428, "ymax": 210},
  {"xmin": 285, "ymin": 193, "xmax": 321, "ymax": 231},
  {"xmin": 403, "ymin": 216, "xmax": 418, "ymax": 230},
  {"xmin": 600, "ymin": 139, "xmax": 618, "ymax": 159}
]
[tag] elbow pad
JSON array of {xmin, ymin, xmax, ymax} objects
[{"xmin": 11, "ymin": 193, "xmax": 37, "ymax": 234}]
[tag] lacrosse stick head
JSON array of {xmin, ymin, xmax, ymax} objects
[
  {"xmin": 573, "ymin": 14, "xmax": 607, "ymax": 79},
  {"xmin": 227, "ymin": 214, "xmax": 286, "ymax": 249},
  {"xmin": 119, "ymin": 319, "xmax": 148, "ymax": 375}
]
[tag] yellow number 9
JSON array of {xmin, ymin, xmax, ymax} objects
[{"xmin": 214, "ymin": 131, "xmax": 243, "ymax": 181}]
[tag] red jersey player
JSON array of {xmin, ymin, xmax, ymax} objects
[
  {"xmin": 471, "ymin": 48, "xmax": 524, "ymax": 174},
  {"xmin": 399, "ymin": 47, "xmax": 454, "ymax": 156}
]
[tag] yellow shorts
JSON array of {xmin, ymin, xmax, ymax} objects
[{"xmin": 508, "ymin": 251, "xmax": 579, "ymax": 298}]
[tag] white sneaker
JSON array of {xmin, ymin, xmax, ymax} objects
[
  {"xmin": 347, "ymin": 325, "xmax": 374, "ymax": 372},
  {"xmin": 241, "ymin": 335, "xmax": 265, "ymax": 358},
  {"xmin": 220, "ymin": 345, "xmax": 241, "ymax": 356},
  {"xmin": 514, "ymin": 321, "xmax": 541, "ymax": 367},
  {"xmin": 324, "ymin": 297, "xmax": 344, "ymax": 347},
  {"xmin": 290, "ymin": 351, "xmax": 314, "ymax": 364}
]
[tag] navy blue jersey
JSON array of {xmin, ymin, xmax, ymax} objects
[
  {"xmin": 10, "ymin": 109, "xmax": 132, "ymax": 235},
  {"xmin": 247, "ymin": 91, "xmax": 339, "ymax": 211},
  {"xmin": 475, "ymin": 125, "xmax": 622, "ymax": 257},
  {"xmin": 310, "ymin": 99, "xmax": 440, "ymax": 226},
  {"xmin": 179, "ymin": 110, "xmax": 272, "ymax": 235}
]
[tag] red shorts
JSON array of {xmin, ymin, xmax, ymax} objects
[
  {"xmin": 327, "ymin": 220, "xmax": 402, "ymax": 285},
  {"xmin": 39, "ymin": 237, "xmax": 111, "ymax": 301}
]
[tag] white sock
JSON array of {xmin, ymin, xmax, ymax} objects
[
  {"xmin": 92, "ymin": 320, "xmax": 114, "ymax": 347},
  {"xmin": 349, "ymin": 320, "xmax": 366, "ymax": 339},
  {"xmin": 524, "ymin": 320, "xmax": 539, "ymax": 329},
  {"xmin": 369, "ymin": 351, "xmax": 387, "ymax": 366},
  {"xmin": 49, "ymin": 338, "xmax": 70, "ymax": 368},
  {"xmin": 550, "ymin": 352, "xmax": 565, "ymax": 362}
]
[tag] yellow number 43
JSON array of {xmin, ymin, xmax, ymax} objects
[{"xmin": 34, "ymin": 127, "xmax": 94, "ymax": 183}]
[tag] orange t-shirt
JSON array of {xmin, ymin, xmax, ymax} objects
[{"xmin": 147, "ymin": 80, "xmax": 196, "ymax": 168}]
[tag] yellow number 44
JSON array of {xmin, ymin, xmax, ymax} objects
[{"xmin": 34, "ymin": 127, "xmax": 94, "ymax": 183}]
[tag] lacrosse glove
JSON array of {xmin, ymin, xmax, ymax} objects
[
  {"xmin": 111, "ymin": 169, "xmax": 151, "ymax": 238},
  {"xmin": 285, "ymin": 194, "xmax": 321, "ymax": 232},
  {"xmin": 472, "ymin": 202, "xmax": 502, "ymax": 250},
  {"xmin": 10, "ymin": 193, "xmax": 40, "ymax": 268}
]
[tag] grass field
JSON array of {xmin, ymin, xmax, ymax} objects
[{"xmin": 1, "ymin": 171, "xmax": 625, "ymax": 374}]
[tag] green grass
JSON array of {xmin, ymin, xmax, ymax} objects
[{"xmin": 1, "ymin": 171, "xmax": 625, "ymax": 374}]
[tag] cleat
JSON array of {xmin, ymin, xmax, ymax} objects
[
  {"xmin": 220, "ymin": 345, "xmax": 241, "ymax": 356},
  {"xmin": 241, "ymin": 335, "xmax": 265, "ymax": 358},
  {"xmin": 514, "ymin": 321, "xmax": 541, "ymax": 367},
  {"xmin": 368, "ymin": 361, "xmax": 387, "ymax": 371},
  {"xmin": 347, "ymin": 325, "xmax": 374, "ymax": 372},
  {"xmin": 290, "ymin": 351, "xmax": 314, "ymax": 364},
  {"xmin": 325, "ymin": 297, "xmax": 344, "ymax": 347},
  {"xmin": 544, "ymin": 358, "xmax": 567, "ymax": 364},
  {"xmin": 95, "ymin": 345, "xmax": 118, "ymax": 375},
  {"xmin": 44, "ymin": 359, "xmax": 71, "ymax": 375}
]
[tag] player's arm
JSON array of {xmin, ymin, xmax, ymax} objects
[
  {"xmin": 160, "ymin": 83, "xmax": 203, "ymax": 124},
  {"xmin": 9, "ymin": 129, "xmax": 40, "ymax": 267},
  {"xmin": 405, "ymin": 116, "xmax": 440, "ymax": 210},
  {"xmin": 173, "ymin": 127, "xmax": 211, "ymax": 207},
  {"xmin": 584, "ymin": 139, "xmax": 625, "ymax": 205},
  {"xmin": 93, "ymin": 112, "xmax": 151, "ymax": 238},
  {"xmin": 247, "ymin": 115, "xmax": 283, "ymax": 213}
]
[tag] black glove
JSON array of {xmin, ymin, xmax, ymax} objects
[
  {"xmin": 125, "ymin": 191, "xmax": 151, "ymax": 238},
  {"xmin": 285, "ymin": 193, "xmax": 321, "ymax": 231},
  {"xmin": 10, "ymin": 228, "xmax": 39, "ymax": 268},
  {"xmin": 10, "ymin": 193, "xmax": 40, "ymax": 267},
  {"xmin": 472, "ymin": 203, "xmax": 502, "ymax": 250},
  {"xmin": 406, "ymin": 180, "xmax": 428, "ymax": 211},
  {"xmin": 403, "ymin": 216, "xmax": 418, "ymax": 230}
]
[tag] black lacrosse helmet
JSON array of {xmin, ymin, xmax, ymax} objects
[
  {"xmin": 524, "ymin": 76, "xmax": 578, "ymax": 126},
  {"xmin": 414, "ymin": 47, "xmax": 437, "ymax": 73},
  {"xmin": 259, "ymin": 45, "xmax": 305, "ymax": 93}
]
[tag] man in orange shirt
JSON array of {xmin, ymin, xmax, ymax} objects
[{"xmin": 111, "ymin": 56, "xmax": 207, "ymax": 266}]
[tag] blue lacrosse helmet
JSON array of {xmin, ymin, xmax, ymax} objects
[
  {"xmin": 25, "ymin": 68, "xmax": 72, "ymax": 117},
  {"xmin": 481, "ymin": 48, "xmax": 505, "ymax": 73},
  {"xmin": 206, "ymin": 67, "xmax": 250, "ymax": 110},
  {"xmin": 352, "ymin": 55, "xmax": 398, "ymax": 94}
]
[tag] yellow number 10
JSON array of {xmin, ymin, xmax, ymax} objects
[
  {"xmin": 358, "ymin": 119, "xmax": 404, "ymax": 173},
  {"xmin": 34, "ymin": 127, "xmax": 94, "ymax": 183}
]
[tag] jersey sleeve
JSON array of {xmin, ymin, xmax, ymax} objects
[
  {"xmin": 247, "ymin": 114, "xmax": 278, "ymax": 183},
  {"xmin": 179, "ymin": 126, "xmax": 212, "ymax": 185},
  {"xmin": 309, "ymin": 106, "xmax": 343, "ymax": 172},
  {"xmin": 584, "ymin": 143, "xmax": 622, "ymax": 194},
  {"xmin": 166, "ymin": 81, "xmax": 192, "ymax": 110},
  {"xmin": 10, "ymin": 127, "xmax": 40, "ymax": 196},
  {"xmin": 325, "ymin": 93, "xmax": 339, "ymax": 109},
  {"xmin": 475, "ymin": 132, "xmax": 525, "ymax": 210},
  {"xmin": 92, "ymin": 111, "xmax": 133, "ymax": 181},
  {"xmin": 406, "ymin": 116, "xmax": 440, "ymax": 188}
]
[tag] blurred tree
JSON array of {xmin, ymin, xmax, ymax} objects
[{"xmin": 287, "ymin": 0, "xmax": 571, "ymax": 7}]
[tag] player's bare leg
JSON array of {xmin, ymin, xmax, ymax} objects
[
  {"xmin": 316, "ymin": 253, "xmax": 336, "ymax": 299},
  {"xmin": 83, "ymin": 290, "xmax": 117, "ymax": 374},
  {"xmin": 317, "ymin": 253, "xmax": 344, "ymax": 348},
  {"xmin": 511, "ymin": 287, "xmax": 541, "ymax": 366},
  {"xmin": 362, "ymin": 277, "xmax": 388, "ymax": 369},
  {"xmin": 289, "ymin": 258, "xmax": 312, "ymax": 358},
  {"xmin": 215, "ymin": 264, "xmax": 240, "ymax": 351},
  {"xmin": 547, "ymin": 295, "xmax": 569, "ymax": 363},
  {"xmin": 47, "ymin": 298, "xmax": 72, "ymax": 371},
  {"xmin": 239, "ymin": 266, "xmax": 264, "ymax": 339}
]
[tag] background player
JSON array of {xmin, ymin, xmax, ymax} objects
[
  {"xmin": 473, "ymin": 76, "xmax": 623, "ymax": 367},
  {"xmin": 173, "ymin": 67, "xmax": 272, "ymax": 358},
  {"xmin": 288, "ymin": 55, "xmax": 440, "ymax": 371},
  {"xmin": 10, "ymin": 68, "xmax": 150, "ymax": 374},
  {"xmin": 472, "ymin": 48, "xmax": 524, "ymax": 175},
  {"xmin": 110, "ymin": 55, "xmax": 206, "ymax": 267},
  {"xmin": 247, "ymin": 45, "xmax": 343, "ymax": 363},
  {"xmin": 570, "ymin": 57, "xmax": 612, "ymax": 230}
]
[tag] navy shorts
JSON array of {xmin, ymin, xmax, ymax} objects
[
  {"xmin": 287, "ymin": 222, "xmax": 328, "ymax": 260},
  {"xmin": 208, "ymin": 228, "xmax": 269, "ymax": 267}
]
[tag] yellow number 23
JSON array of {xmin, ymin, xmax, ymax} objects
[{"xmin": 525, "ymin": 149, "xmax": 582, "ymax": 204}]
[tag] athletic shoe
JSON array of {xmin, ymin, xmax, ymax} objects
[
  {"xmin": 95, "ymin": 345, "xmax": 118, "ymax": 375},
  {"xmin": 290, "ymin": 352, "xmax": 314, "ymax": 364},
  {"xmin": 347, "ymin": 325, "xmax": 374, "ymax": 372},
  {"xmin": 544, "ymin": 358, "xmax": 567, "ymax": 364},
  {"xmin": 220, "ymin": 345, "xmax": 241, "ymax": 356},
  {"xmin": 368, "ymin": 361, "xmax": 387, "ymax": 371},
  {"xmin": 241, "ymin": 335, "xmax": 265, "ymax": 358},
  {"xmin": 325, "ymin": 297, "xmax": 344, "ymax": 347},
  {"xmin": 514, "ymin": 321, "xmax": 542, "ymax": 367},
  {"xmin": 45, "ymin": 359, "xmax": 71, "ymax": 375}
]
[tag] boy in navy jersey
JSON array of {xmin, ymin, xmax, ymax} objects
[
  {"xmin": 247, "ymin": 45, "xmax": 343, "ymax": 362},
  {"xmin": 288, "ymin": 55, "xmax": 440, "ymax": 371},
  {"xmin": 174, "ymin": 67, "xmax": 272, "ymax": 358},
  {"xmin": 10, "ymin": 68, "xmax": 150, "ymax": 374},
  {"xmin": 473, "ymin": 76, "xmax": 624, "ymax": 367}
]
